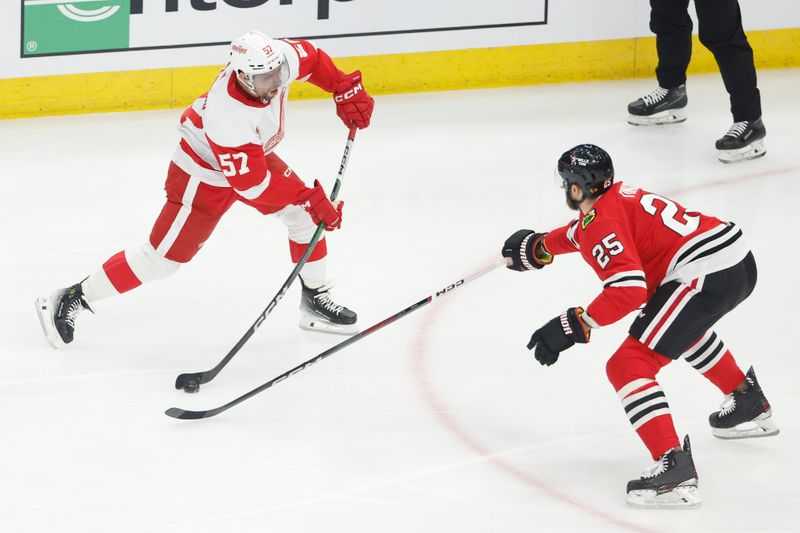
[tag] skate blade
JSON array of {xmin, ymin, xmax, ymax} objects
[
  {"xmin": 627, "ymin": 108, "xmax": 687, "ymax": 126},
  {"xmin": 712, "ymin": 410, "xmax": 779, "ymax": 440},
  {"xmin": 299, "ymin": 316, "xmax": 359, "ymax": 336},
  {"xmin": 627, "ymin": 481, "xmax": 701, "ymax": 508},
  {"xmin": 718, "ymin": 139, "xmax": 766, "ymax": 163},
  {"xmin": 34, "ymin": 295, "xmax": 63, "ymax": 349}
]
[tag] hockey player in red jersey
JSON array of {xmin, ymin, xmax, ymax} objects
[
  {"xmin": 35, "ymin": 30, "xmax": 374, "ymax": 348},
  {"xmin": 501, "ymin": 144, "xmax": 778, "ymax": 507}
]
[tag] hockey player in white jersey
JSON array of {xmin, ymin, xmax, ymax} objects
[{"xmin": 35, "ymin": 31, "xmax": 375, "ymax": 348}]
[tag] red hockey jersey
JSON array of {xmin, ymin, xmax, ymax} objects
[{"xmin": 543, "ymin": 182, "xmax": 750, "ymax": 327}]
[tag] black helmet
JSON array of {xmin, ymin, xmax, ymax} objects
[{"xmin": 556, "ymin": 144, "xmax": 614, "ymax": 199}]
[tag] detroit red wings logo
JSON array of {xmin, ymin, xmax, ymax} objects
[{"xmin": 263, "ymin": 130, "xmax": 284, "ymax": 153}]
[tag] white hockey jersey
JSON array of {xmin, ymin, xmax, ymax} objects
[{"xmin": 171, "ymin": 38, "xmax": 344, "ymax": 205}]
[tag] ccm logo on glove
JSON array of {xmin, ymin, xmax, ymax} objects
[
  {"xmin": 334, "ymin": 84, "xmax": 362, "ymax": 103},
  {"xmin": 334, "ymin": 70, "xmax": 374, "ymax": 129}
]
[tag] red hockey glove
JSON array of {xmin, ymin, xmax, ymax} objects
[
  {"xmin": 334, "ymin": 70, "xmax": 374, "ymax": 129},
  {"xmin": 527, "ymin": 307, "xmax": 591, "ymax": 366},
  {"xmin": 297, "ymin": 180, "xmax": 344, "ymax": 231}
]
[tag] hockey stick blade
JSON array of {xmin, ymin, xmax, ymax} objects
[
  {"xmin": 173, "ymin": 126, "xmax": 358, "ymax": 392},
  {"xmin": 165, "ymin": 258, "xmax": 507, "ymax": 420},
  {"xmin": 165, "ymin": 407, "xmax": 216, "ymax": 420}
]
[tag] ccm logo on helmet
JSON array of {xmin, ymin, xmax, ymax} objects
[{"xmin": 334, "ymin": 83, "xmax": 362, "ymax": 102}]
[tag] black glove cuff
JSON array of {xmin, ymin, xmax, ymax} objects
[{"xmin": 564, "ymin": 307, "xmax": 590, "ymax": 344}]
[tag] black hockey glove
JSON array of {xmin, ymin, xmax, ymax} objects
[
  {"xmin": 502, "ymin": 230, "xmax": 553, "ymax": 272},
  {"xmin": 527, "ymin": 307, "xmax": 591, "ymax": 366}
]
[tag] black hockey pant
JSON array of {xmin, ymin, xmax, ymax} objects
[{"xmin": 628, "ymin": 252, "xmax": 757, "ymax": 362}]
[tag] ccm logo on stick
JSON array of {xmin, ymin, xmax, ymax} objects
[{"xmin": 436, "ymin": 279, "xmax": 464, "ymax": 297}]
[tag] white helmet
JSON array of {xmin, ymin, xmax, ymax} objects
[{"xmin": 229, "ymin": 30, "xmax": 289, "ymax": 96}]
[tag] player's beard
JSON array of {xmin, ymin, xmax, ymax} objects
[{"xmin": 566, "ymin": 189, "xmax": 584, "ymax": 211}]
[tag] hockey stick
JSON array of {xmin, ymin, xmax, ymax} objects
[
  {"xmin": 166, "ymin": 258, "xmax": 508, "ymax": 419},
  {"xmin": 174, "ymin": 125, "xmax": 358, "ymax": 392}
]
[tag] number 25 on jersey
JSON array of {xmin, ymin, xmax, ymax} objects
[
  {"xmin": 640, "ymin": 193, "xmax": 700, "ymax": 236},
  {"xmin": 593, "ymin": 233, "xmax": 624, "ymax": 269}
]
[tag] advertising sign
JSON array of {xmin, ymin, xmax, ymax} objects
[{"xmin": 22, "ymin": 0, "xmax": 548, "ymax": 57}]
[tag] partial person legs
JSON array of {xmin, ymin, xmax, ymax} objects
[
  {"xmin": 251, "ymin": 153, "xmax": 357, "ymax": 335},
  {"xmin": 272, "ymin": 203, "xmax": 357, "ymax": 334},
  {"xmin": 694, "ymin": 0, "xmax": 766, "ymax": 162},
  {"xmin": 627, "ymin": 0, "xmax": 691, "ymax": 125},
  {"xmin": 607, "ymin": 337, "xmax": 700, "ymax": 507},
  {"xmin": 629, "ymin": 0, "xmax": 766, "ymax": 160},
  {"xmin": 35, "ymin": 163, "xmax": 235, "ymax": 348},
  {"xmin": 695, "ymin": 0, "xmax": 761, "ymax": 123},
  {"xmin": 607, "ymin": 253, "xmax": 777, "ymax": 506},
  {"xmin": 651, "ymin": 0, "xmax": 693, "ymax": 90},
  {"xmin": 607, "ymin": 337, "xmax": 680, "ymax": 460}
]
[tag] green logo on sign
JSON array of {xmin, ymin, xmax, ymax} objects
[{"xmin": 23, "ymin": 0, "xmax": 131, "ymax": 56}]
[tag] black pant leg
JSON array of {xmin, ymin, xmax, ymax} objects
[
  {"xmin": 694, "ymin": 0, "xmax": 762, "ymax": 122},
  {"xmin": 629, "ymin": 253, "xmax": 757, "ymax": 360},
  {"xmin": 650, "ymin": 0, "xmax": 693, "ymax": 88}
]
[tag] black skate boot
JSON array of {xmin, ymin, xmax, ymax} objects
[
  {"xmin": 627, "ymin": 84, "xmax": 688, "ymax": 126},
  {"xmin": 715, "ymin": 118, "xmax": 767, "ymax": 163},
  {"xmin": 35, "ymin": 282, "xmax": 93, "ymax": 348},
  {"xmin": 627, "ymin": 435, "xmax": 700, "ymax": 508},
  {"xmin": 299, "ymin": 280, "xmax": 357, "ymax": 335},
  {"xmin": 709, "ymin": 366, "xmax": 778, "ymax": 439}
]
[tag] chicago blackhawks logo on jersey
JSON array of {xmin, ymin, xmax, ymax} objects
[{"xmin": 581, "ymin": 209, "xmax": 597, "ymax": 230}]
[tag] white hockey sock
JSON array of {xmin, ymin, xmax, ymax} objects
[
  {"xmin": 81, "ymin": 242, "xmax": 180, "ymax": 302},
  {"xmin": 81, "ymin": 269, "xmax": 117, "ymax": 303},
  {"xmin": 299, "ymin": 257, "xmax": 328, "ymax": 289}
]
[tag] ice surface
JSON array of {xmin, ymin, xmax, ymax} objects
[{"xmin": 1, "ymin": 69, "xmax": 798, "ymax": 532}]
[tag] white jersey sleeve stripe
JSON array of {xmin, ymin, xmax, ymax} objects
[
  {"xmin": 566, "ymin": 220, "xmax": 579, "ymax": 249},
  {"xmin": 603, "ymin": 269, "xmax": 647, "ymax": 289},
  {"xmin": 234, "ymin": 170, "xmax": 272, "ymax": 201}
]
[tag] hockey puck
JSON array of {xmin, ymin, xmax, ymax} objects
[{"xmin": 183, "ymin": 380, "xmax": 200, "ymax": 393}]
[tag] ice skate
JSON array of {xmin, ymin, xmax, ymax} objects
[
  {"xmin": 627, "ymin": 435, "xmax": 701, "ymax": 508},
  {"xmin": 299, "ymin": 280, "xmax": 357, "ymax": 335},
  {"xmin": 35, "ymin": 282, "xmax": 93, "ymax": 349},
  {"xmin": 627, "ymin": 85, "xmax": 688, "ymax": 126},
  {"xmin": 715, "ymin": 118, "xmax": 766, "ymax": 163},
  {"xmin": 709, "ymin": 366, "xmax": 778, "ymax": 439}
]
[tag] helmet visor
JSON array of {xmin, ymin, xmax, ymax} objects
[
  {"xmin": 252, "ymin": 61, "xmax": 290, "ymax": 94},
  {"xmin": 554, "ymin": 165, "xmax": 568, "ymax": 190}
]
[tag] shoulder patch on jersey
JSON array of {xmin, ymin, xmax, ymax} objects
[{"xmin": 581, "ymin": 209, "xmax": 597, "ymax": 230}]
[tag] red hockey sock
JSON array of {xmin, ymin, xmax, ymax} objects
[
  {"xmin": 288, "ymin": 238, "xmax": 327, "ymax": 263},
  {"xmin": 681, "ymin": 332, "xmax": 746, "ymax": 395},
  {"xmin": 619, "ymin": 380, "xmax": 681, "ymax": 460},
  {"xmin": 608, "ymin": 336, "xmax": 681, "ymax": 460},
  {"xmin": 102, "ymin": 251, "xmax": 142, "ymax": 294},
  {"xmin": 698, "ymin": 350, "xmax": 746, "ymax": 394}
]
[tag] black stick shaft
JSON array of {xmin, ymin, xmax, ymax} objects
[
  {"xmin": 166, "ymin": 259, "xmax": 507, "ymax": 419},
  {"xmin": 174, "ymin": 126, "xmax": 358, "ymax": 390}
]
